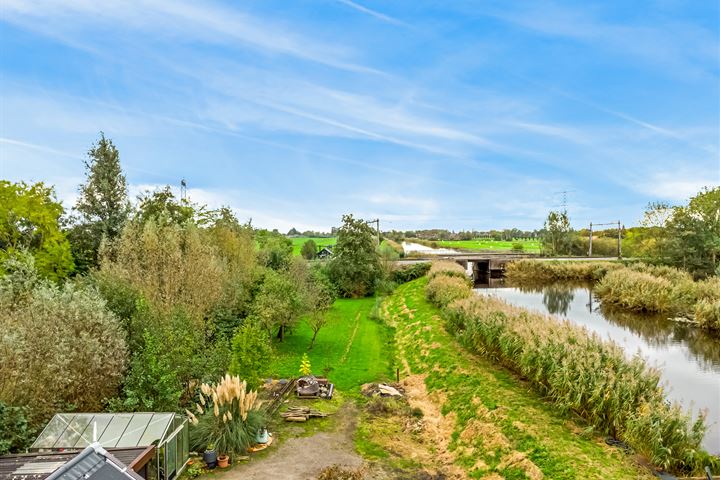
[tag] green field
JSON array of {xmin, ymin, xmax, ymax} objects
[
  {"xmin": 266, "ymin": 297, "xmax": 394, "ymax": 391},
  {"xmin": 437, "ymin": 238, "xmax": 541, "ymax": 253},
  {"xmin": 289, "ymin": 236, "xmax": 336, "ymax": 256}
]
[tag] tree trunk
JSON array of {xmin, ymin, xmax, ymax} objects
[
  {"xmin": 276, "ymin": 325, "xmax": 284, "ymax": 342},
  {"xmin": 308, "ymin": 330, "xmax": 319, "ymax": 350}
]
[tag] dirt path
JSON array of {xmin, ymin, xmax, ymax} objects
[{"xmin": 214, "ymin": 403, "xmax": 364, "ymax": 480}]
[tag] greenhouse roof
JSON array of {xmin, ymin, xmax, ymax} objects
[{"xmin": 31, "ymin": 413, "xmax": 180, "ymax": 450}]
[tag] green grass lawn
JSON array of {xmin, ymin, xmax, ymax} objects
[
  {"xmin": 437, "ymin": 238, "xmax": 541, "ymax": 253},
  {"xmin": 289, "ymin": 236, "xmax": 336, "ymax": 256},
  {"xmin": 267, "ymin": 297, "xmax": 394, "ymax": 392},
  {"xmin": 381, "ymin": 278, "xmax": 652, "ymax": 479}
]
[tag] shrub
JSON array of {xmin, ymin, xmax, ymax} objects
[
  {"xmin": 511, "ymin": 242, "xmax": 524, "ymax": 252},
  {"xmin": 317, "ymin": 465, "xmax": 365, "ymax": 480},
  {"xmin": 425, "ymin": 275, "xmax": 472, "ymax": 308},
  {"xmin": 428, "ymin": 260, "xmax": 468, "ymax": 280},
  {"xmin": 0, "ymin": 264, "xmax": 127, "ymax": 427},
  {"xmin": 441, "ymin": 293, "xmax": 712, "ymax": 473},
  {"xmin": 188, "ymin": 375, "xmax": 265, "ymax": 457},
  {"xmin": 0, "ymin": 402, "xmax": 34, "ymax": 454},
  {"xmin": 229, "ymin": 322, "xmax": 272, "ymax": 389},
  {"xmin": 391, "ymin": 262, "xmax": 430, "ymax": 284}
]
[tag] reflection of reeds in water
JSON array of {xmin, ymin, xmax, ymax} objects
[{"xmin": 598, "ymin": 303, "xmax": 720, "ymax": 371}]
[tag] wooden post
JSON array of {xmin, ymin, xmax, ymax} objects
[
  {"xmin": 396, "ymin": 367, "xmax": 400, "ymax": 382},
  {"xmin": 617, "ymin": 221, "xmax": 622, "ymax": 259},
  {"xmin": 588, "ymin": 222, "xmax": 593, "ymax": 257}
]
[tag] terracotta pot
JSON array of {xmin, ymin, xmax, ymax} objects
[{"xmin": 218, "ymin": 455, "xmax": 229, "ymax": 468}]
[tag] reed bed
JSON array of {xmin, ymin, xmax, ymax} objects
[
  {"xmin": 509, "ymin": 260, "xmax": 720, "ymax": 331},
  {"xmin": 505, "ymin": 260, "xmax": 621, "ymax": 281},
  {"xmin": 428, "ymin": 260, "xmax": 469, "ymax": 280},
  {"xmin": 440, "ymin": 293, "xmax": 714, "ymax": 473},
  {"xmin": 425, "ymin": 274, "xmax": 472, "ymax": 307}
]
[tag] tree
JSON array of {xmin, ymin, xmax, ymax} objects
[
  {"xmin": 327, "ymin": 214, "xmax": 382, "ymax": 297},
  {"xmin": 664, "ymin": 187, "xmax": 720, "ymax": 277},
  {"xmin": 71, "ymin": 133, "xmax": 131, "ymax": 272},
  {"xmin": 303, "ymin": 268, "xmax": 336, "ymax": 349},
  {"xmin": 229, "ymin": 322, "xmax": 272, "ymax": 388},
  {"xmin": 542, "ymin": 210, "xmax": 573, "ymax": 256},
  {"xmin": 135, "ymin": 186, "xmax": 195, "ymax": 226},
  {"xmin": 0, "ymin": 181, "xmax": 74, "ymax": 281},
  {"xmin": 301, "ymin": 239, "xmax": 317, "ymax": 260},
  {"xmin": 249, "ymin": 268, "xmax": 304, "ymax": 341},
  {"xmin": 256, "ymin": 232, "xmax": 293, "ymax": 270}
]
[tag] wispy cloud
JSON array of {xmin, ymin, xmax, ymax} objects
[{"xmin": 336, "ymin": 0, "xmax": 406, "ymax": 26}]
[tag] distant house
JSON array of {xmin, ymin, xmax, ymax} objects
[{"xmin": 317, "ymin": 246, "xmax": 334, "ymax": 259}]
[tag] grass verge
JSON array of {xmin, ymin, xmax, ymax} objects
[{"xmin": 383, "ymin": 278, "xmax": 654, "ymax": 479}]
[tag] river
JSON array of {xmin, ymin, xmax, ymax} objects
[{"xmin": 476, "ymin": 281, "xmax": 720, "ymax": 453}]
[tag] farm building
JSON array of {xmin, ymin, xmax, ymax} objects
[{"xmin": 317, "ymin": 246, "xmax": 333, "ymax": 259}]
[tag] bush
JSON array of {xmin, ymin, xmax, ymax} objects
[
  {"xmin": 425, "ymin": 275, "xmax": 472, "ymax": 308},
  {"xmin": 441, "ymin": 293, "xmax": 712, "ymax": 473},
  {"xmin": 0, "ymin": 262, "xmax": 127, "ymax": 427},
  {"xmin": 511, "ymin": 242, "xmax": 524, "ymax": 252},
  {"xmin": 0, "ymin": 402, "xmax": 34, "ymax": 454},
  {"xmin": 695, "ymin": 300, "xmax": 720, "ymax": 330},
  {"xmin": 428, "ymin": 260, "xmax": 468, "ymax": 280},
  {"xmin": 391, "ymin": 262, "xmax": 430, "ymax": 284},
  {"xmin": 229, "ymin": 322, "xmax": 272, "ymax": 389},
  {"xmin": 188, "ymin": 375, "xmax": 265, "ymax": 457}
]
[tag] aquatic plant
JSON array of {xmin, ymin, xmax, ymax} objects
[
  {"xmin": 428, "ymin": 260, "xmax": 469, "ymax": 281},
  {"xmin": 439, "ymin": 292, "xmax": 715, "ymax": 473},
  {"xmin": 425, "ymin": 274, "xmax": 472, "ymax": 308}
]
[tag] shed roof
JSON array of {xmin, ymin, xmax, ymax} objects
[
  {"xmin": 0, "ymin": 446, "xmax": 149, "ymax": 480},
  {"xmin": 31, "ymin": 413, "xmax": 179, "ymax": 451}
]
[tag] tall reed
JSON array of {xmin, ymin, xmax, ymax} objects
[
  {"xmin": 505, "ymin": 260, "xmax": 621, "ymax": 282},
  {"xmin": 426, "ymin": 274, "xmax": 472, "ymax": 307},
  {"xmin": 428, "ymin": 260, "xmax": 469, "ymax": 280},
  {"xmin": 440, "ymin": 292, "xmax": 714, "ymax": 473}
]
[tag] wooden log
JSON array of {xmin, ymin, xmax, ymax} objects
[{"xmin": 285, "ymin": 416, "xmax": 308, "ymax": 422}]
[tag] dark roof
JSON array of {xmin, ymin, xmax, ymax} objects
[{"xmin": 0, "ymin": 446, "xmax": 150, "ymax": 480}]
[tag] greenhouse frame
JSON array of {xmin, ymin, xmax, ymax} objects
[{"xmin": 30, "ymin": 412, "xmax": 189, "ymax": 480}]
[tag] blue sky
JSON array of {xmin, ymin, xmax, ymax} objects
[{"xmin": 1, "ymin": 0, "xmax": 718, "ymax": 232}]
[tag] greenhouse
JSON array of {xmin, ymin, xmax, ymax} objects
[{"xmin": 30, "ymin": 412, "xmax": 189, "ymax": 480}]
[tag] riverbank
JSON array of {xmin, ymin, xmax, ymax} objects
[{"xmin": 379, "ymin": 278, "xmax": 654, "ymax": 478}]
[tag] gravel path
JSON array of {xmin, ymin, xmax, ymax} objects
[{"xmin": 213, "ymin": 403, "xmax": 364, "ymax": 480}]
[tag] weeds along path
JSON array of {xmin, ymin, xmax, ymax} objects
[{"xmin": 383, "ymin": 278, "xmax": 653, "ymax": 480}]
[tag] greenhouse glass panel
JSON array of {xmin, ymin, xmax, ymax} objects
[
  {"xmin": 32, "ymin": 414, "xmax": 76, "ymax": 449},
  {"xmin": 138, "ymin": 413, "xmax": 173, "ymax": 446},
  {"xmin": 116, "ymin": 413, "xmax": 153, "ymax": 447},
  {"xmin": 55, "ymin": 414, "xmax": 92, "ymax": 447},
  {"xmin": 74, "ymin": 415, "xmax": 113, "ymax": 448},
  {"xmin": 98, "ymin": 414, "xmax": 132, "ymax": 447}
]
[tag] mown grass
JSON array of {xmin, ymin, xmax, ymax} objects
[
  {"xmin": 266, "ymin": 297, "xmax": 395, "ymax": 392},
  {"xmin": 385, "ymin": 278, "xmax": 654, "ymax": 479},
  {"xmin": 289, "ymin": 236, "xmax": 336, "ymax": 256},
  {"xmin": 437, "ymin": 239, "xmax": 542, "ymax": 253}
]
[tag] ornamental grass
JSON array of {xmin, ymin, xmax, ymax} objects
[
  {"xmin": 188, "ymin": 374, "xmax": 265, "ymax": 457},
  {"xmin": 440, "ymin": 293, "xmax": 715, "ymax": 473}
]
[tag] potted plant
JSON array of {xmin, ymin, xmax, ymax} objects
[
  {"xmin": 203, "ymin": 443, "xmax": 217, "ymax": 469},
  {"xmin": 217, "ymin": 454, "xmax": 229, "ymax": 468}
]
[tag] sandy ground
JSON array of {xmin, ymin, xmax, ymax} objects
[{"xmin": 214, "ymin": 403, "xmax": 364, "ymax": 480}]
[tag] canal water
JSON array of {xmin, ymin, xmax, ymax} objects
[{"xmin": 476, "ymin": 281, "xmax": 720, "ymax": 453}]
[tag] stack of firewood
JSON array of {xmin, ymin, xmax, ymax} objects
[{"xmin": 280, "ymin": 406, "xmax": 330, "ymax": 422}]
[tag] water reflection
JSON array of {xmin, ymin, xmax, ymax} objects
[{"xmin": 477, "ymin": 281, "xmax": 720, "ymax": 453}]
